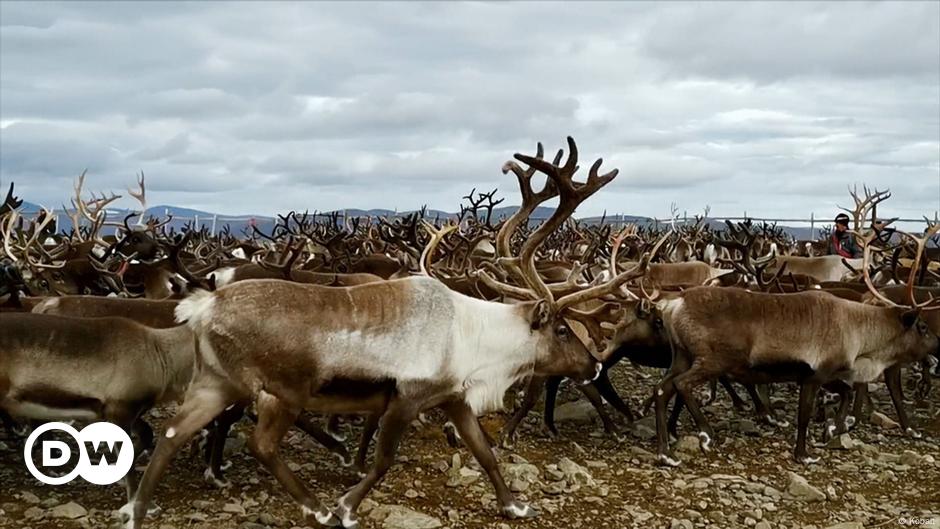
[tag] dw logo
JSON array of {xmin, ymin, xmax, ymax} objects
[{"xmin": 24, "ymin": 422, "xmax": 135, "ymax": 485}]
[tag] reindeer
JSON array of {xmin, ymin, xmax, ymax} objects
[
  {"xmin": 0, "ymin": 313, "xmax": 194, "ymax": 503},
  {"xmin": 652, "ymin": 221, "xmax": 940, "ymax": 466},
  {"xmin": 120, "ymin": 137, "xmax": 665, "ymax": 529}
]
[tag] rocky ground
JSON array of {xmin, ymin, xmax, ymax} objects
[{"xmin": 1, "ymin": 365, "xmax": 938, "ymax": 529}]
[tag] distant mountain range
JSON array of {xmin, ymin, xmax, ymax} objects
[{"xmin": 18, "ymin": 201, "xmax": 823, "ymax": 240}]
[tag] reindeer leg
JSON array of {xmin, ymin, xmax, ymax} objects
[
  {"xmin": 205, "ymin": 403, "xmax": 245, "ymax": 488},
  {"xmin": 501, "ymin": 377, "xmax": 543, "ymax": 447},
  {"xmin": 718, "ymin": 376, "xmax": 747, "ymax": 411},
  {"xmin": 795, "ymin": 382, "xmax": 820, "ymax": 464},
  {"xmin": 121, "ymin": 380, "xmax": 241, "ymax": 529},
  {"xmin": 441, "ymin": 399, "xmax": 537, "ymax": 519},
  {"xmin": 326, "ymin": 414, "xmax": 346, "ymax": 442},
  {"xmin": 824, "ymin": 381, "xmax": 854, "ymax": 437},
  {"xmin": 884, "ymin": 365, "xmax": 919, "ymax": 438},
  {"xmin": 702, "ymin": 379, "xmax": 718, "ymax": 406},
  {"xmin": 576, "ymin": 382, "xmax": 621, "ymax": 438},
  {"xmin": 334, "ymin": 398, "xmax": 419, "ymax": 529},
  {"xmin": 655, "ymin": 368, "xmax": 683, "ymax": 466},
  {"xmin": 593, "ymin": 368, "xmax": 635, "ymax": 424},
  {"xmin": 667, "ymin": 394, "xmax": 683, "ymax": 441},
  {"xmin": 248, "ymin": 391, "xmax": 341, "ymax": 527},
  {"xmin": 354, "ymin": 414, "xmax": 380, "ymax": 477},
  {"xmin": 293, "ymin": 412, "xmax": 354, "ymax": 467},
  {"xmin": 672, "ymin": 366, "xmax": 716, "ymax": 452},
  {"xmin": 541, "ymin": 376, "xmax": 562, "ymax": 439},
  {"xmin": 106, "ymin": 404, "xmax": 149, "ymax": 504},
  {"xmin": 852, "ymin": 382, "xmax": 870, "ymax": 424}
]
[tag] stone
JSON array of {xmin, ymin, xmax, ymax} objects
[
  {"xmin": 786, "ymin": 472, "xmax": 826, "ymax": 502},
  {"xmin": 50, "ymin": 502, "xmax": 87, "ymax": 519},
  {"xmin": 735, "ymin": 418, "xmax": 760, "ymax": 435},
  {"xmin": 557, "ymin": 457, "xmax": 595, "ymax": 487},
  {"xmin": 502, "ymin": 463, "xmax": 540, "ymax": 486},
  {"xmin": 870, "ymin": 411, "xmax": 900, "ymax": 430},
  {"xmin": 371, "ymin": 505, "xmax": 442, "ymax": 529},
  {"xmin": 899, "ymin": 450, "xmax": 922, "ymax": 466},
  {"xmin": 675, "ymin": 435, "xmax": 701, "ymax": 453},
  {"xmin": 554, "ymin": 400, "xmax": 597, "ymax": 424},
  {"xmin": 18, "ymin": 492, "xmax": 41, "ymax": 505},
  {"xmin": 827, "ymin": 433, "xmax": 855, "ymax": 450},
  {"xmin": 222, "ymin": 503, "xmax": 245, "ymax": 515},
  {"xmin": 822, "ymin": 523, "xmax": 864, "ymax": 529}
]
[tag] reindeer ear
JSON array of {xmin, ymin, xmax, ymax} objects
[
  {"xmin": 529, "ymin": 300, "xmax": 552, "ymax": 330},
  {"xmin": 901, "ymin": 310, "xmax": 919, "ymax": 329}
]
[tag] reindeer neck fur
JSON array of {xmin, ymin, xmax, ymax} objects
[{"xmin": 449, "ymin": 294, "xmax": 541, "ymax": 414}]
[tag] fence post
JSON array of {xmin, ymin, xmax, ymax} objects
[
  {"xmin": 211, "ymin": 214, "xmax": 217, "ymax": 236},
  {"xmin": 195, "ymin": 214, "xmax": 199, "ymax": 229},
  {"xmin": 810, "ymin": 212, "xmax": 815, "ymax": 238}
]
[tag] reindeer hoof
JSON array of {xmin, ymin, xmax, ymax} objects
[
  {"xmin": 502, "ymin": 501, "xmax": 538, "ymax": 519},
  {"xmin": 146, "ymin": 504, "xmax": 162, "ymax": 518},
  {"xmin": 905, "ymin": 427, "xmax": 923, "ymax": 439},
  {"xmin": 333, "ymin": 502, "xmax": 358, "ymax": 528},
  {"xmin": 658, "ymin": 454, "xmax": 682, "ymax": 467},
  {"xmin": 203, "ymin": 468, "xmax": 231, "ymax": 489},
  {"xmin": 824, "ymin": 422, "xmax": 837, "ymax": 441},
  {"xmin": 326, "ymin": 427, "xmax": 346, "ymax": 443},
  {"xmin": 117, "ymin": 502, "xmax": 135, "ymax": 524},
  {"xmin": 539, "ymin": 424, "xmax": 559, "ymax": 440},
  {"xmin": 798, "ymin": 455, "xmax": 820, "ymax": 465},
  {"xmin": 443, "ymin": 422, "xmax": 462, "ymax": 448},
  {"xmin": 334, "ymin": 451, "xmax": 354, "ymax": 467},
  {"xmin": 304, "ymin": 506, "xmax": 341, "ymax": 527},
  {"xmin": 500, "ymin": 435, "xmax": 516, "ymax": 450},
  {"xmin": 844, "ymin": 415, "xmax": 856, "ymax": 429},
  {"xmin": 220, "ymin": 460, "xmax": 233, "ymax": 471},
  {"xmin": 698, "ymin": 432, "xmax": 712, "ymax": 452}
]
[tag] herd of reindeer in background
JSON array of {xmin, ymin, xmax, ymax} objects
[{"xmin": 0, "ymin": 137, "xmax": 938, "ymax": 529}]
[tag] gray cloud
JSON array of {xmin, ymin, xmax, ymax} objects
[{"xmin": 1, "ymin": 1, "xmax": 937, "ymax": 222}]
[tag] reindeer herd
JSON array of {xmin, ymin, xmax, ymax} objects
[{"xmin": 1, "ymin": 137, "xmax": 938, "ymax": 529}]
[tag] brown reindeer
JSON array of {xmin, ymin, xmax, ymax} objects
[{"xmin": 652, "ymin": 223, "xmax": 940, "ymax": 466}]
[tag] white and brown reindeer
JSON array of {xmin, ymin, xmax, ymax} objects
[
  {"xmin": 651, "ymin": 220, "xmax": 940, "ymax": 466},
  {"xmin": 120, "ymin": 137, "xmax": 661, "ymax": 529}
]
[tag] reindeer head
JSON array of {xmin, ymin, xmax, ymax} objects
[
  {"xmin": 858, "ymin": 216, "xmax": 940, "ymax": 365},
  {"xmin": 466, "ymin": 137, "xmax": 666, "ymax": 384}
]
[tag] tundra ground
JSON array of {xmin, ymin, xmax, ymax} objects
[{"xmin": 1, "ymin": 364, "xmax": 938, "ymax": 529}]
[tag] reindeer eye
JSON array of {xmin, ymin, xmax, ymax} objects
[{"xmin": 556, "ymin": 325, "xmax": 569, "ymax": 338}]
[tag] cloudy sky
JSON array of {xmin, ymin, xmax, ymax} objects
[{"xmin": 1, "ymin": 1, "xmax": 938, "ymax": 223}]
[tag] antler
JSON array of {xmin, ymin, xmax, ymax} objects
[
  {"xmin": 0, "ymin": 182, "xmax": 23, "ymax": 216},
  {"xmin": 856, "ymin": 217, "xmax": 940, "ymax": 311},
  {"xmin": 839, "ymin": 185, "xmax": 891, "ymax": 231},
  {"xmin": 420, "ymin": 221, "xmax": 459, "ymax": 277},
  {"xmin": 128, "ymin": 172, "xmax": 147, "ymax": 226},
  {"xmin": 501, "ymin": 137, "xmax": 618, "ymax": 306}
]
